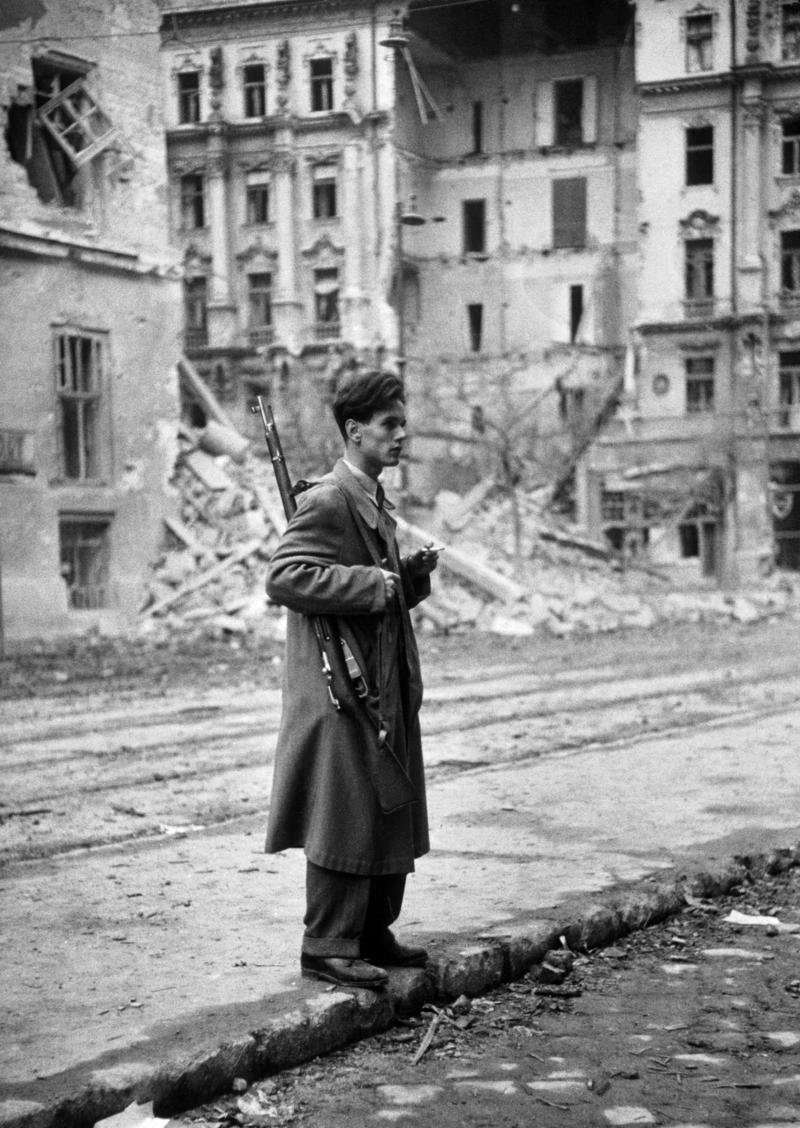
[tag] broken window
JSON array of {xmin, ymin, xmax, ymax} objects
[
  {"xmin": 569, "ymin": 284, "xmax": 584, "ymax": 342},
  {"xmin": 781, "ymin": 230, "xmax": 800, "ymax": 291},
  {"xmin": 685, "ymin": 238, "xmax": 714, "ymax": 308},
  {"xmin": 679, "ymin": 504, "xmax": 717, "ymax": 576},
  {"xmin": 782, "ymin": 118, "xmax": 800, "ymax": 174},
  {"xmin": 471, "ymin": 101, "xmax": 484, "ymax": 154},
  {"xmin": 685, "ymin": 356, "xmax": 715, "ymax": 413},
  {"xmin": 314, "ymin": 268, "xmax": 340, "ymax": 339},
  {"xmin": 246, "ymin": 179, "xmax": 269, "ymax": 224},
  {"xmin": 310, "ymin": 58, "xmax": 333, "ymax": 112},
  {"xmin": 180, "ymin": 173, "xmax": 205, "ymax": 229},
  {"xmin": 783, "ymin": 2, "xmax": 800, "ymax": 60},
  {"xmin": 467, "ymin": 303, "xmax": 483, "ymax": 352},
  {"xmin": 54, "ymin": 329, "xmax": 105, "ymax": 480},
  {"xmin": 686, "ymin": 126, "xmax": 714, "ymax": 186},
  {"xmin": 184, "ymin": 276, "xmax": 208, "ymax": 349},
  {"xmin": 178, "ymin": 71, "xmax": 201, "ymax": 124},
  {"xmin": 59, "ymin": 515, "xmax": 111, "ymax": 609},
  {"xmin": 462, "ymin": 199, "xmax": 486, "ymax": 254},
  {"xmin": 554, "ymin": 79, "xmax": 584, "ymax": 146},
  {"xmin": 552, "ymin": 178, "xmax": 587, "ymax": 248},
  {"xmin": 243, "ymin": 63, "xmax": 267, "ymax": 117},
  {"xmin": 5, "ymin": 53, "xmax": 118, "ymax": 207},
  {"xmin": 686, "ymin": 13, "xmax": 714, "ymax": 72},
  {"xmin": 312, "ymin": 172, "xmax": 337, "ymax": 219}
]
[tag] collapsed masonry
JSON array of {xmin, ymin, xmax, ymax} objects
[{"xmin": 139, "ymin": 362, "xmax": 799, "ymax": 642}]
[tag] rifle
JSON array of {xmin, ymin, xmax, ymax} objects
[{"xmin": 251, "ymin": 397, "xmax": 416, "ymax": 814}]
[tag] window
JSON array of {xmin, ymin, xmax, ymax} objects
[
  {"xmin": 180, "ymin": 173, "xmax": 205, "ymax": 229},
  {"xmin": 552, "ymin": 178, "xmax": 587, "ymax": 248},
  {"xmin": 467, "ymin": 304, "xmax": 483, "ymax": 352},
  {"xmin": 686, "ymin": 13, "xmax": 714, "ymax": 72},
  {"xmin": 783, "ymin": 118, "xmax": 800, "ymax": 174},
  {"xmin": 310, "ymin": 58, "xmax": 333, "ymax": 112},
  {"xmin": 779, "ymin": 352, "xmax": 800, "ymax": 426},
  {"xmin": 314, "ymin": 268, "xmax": 340, "ymax": 338},
  {"xmin": 55, "ymin": 330, "xmax": 105, "ymax": 480},
  {"xmin": 462, "ymin": 199, "xmax": 486, "ymax": 254},
  {"xmin": 569, "ymin": 284, "xmax": 584, "ymax": 342},
  {"xmin": 554, "ymin": 79, "xmax": 584, "ymax": 146},
  {"xmin": 312, "ymin": 174, "xmax": 337, "ymax": 219},
  {"xmin": 685, "ymin": 356, "xmax": 715, "ymax": 413},
  {"xmin": 248, "ymin": 272, "xmax": 272, "ymax": 327},
  {"xmin": 178, "ymin": 71, "xmax": 200, "ymax": 123},
  {"xmin": 245, "ymin": 180, "xmax": 270, "ymax": 224},
  {"xmin": 678, "ymin": 504, "xmax": 717, "ymax": 576},
  {"xmin": 243, "ymin": 63, "xmax": 267, "ymax": 117},
  {"xmin": 782, "ymin": 230, "xmax": 800, "ymax": 291},
  {"xmin": 471, "ymin": 101, "xmax": 484, "ymax": 154},
  {"xmin": 685, "ymin": 238, "xmax": 714, "ymax": 306},
  {"xmin": 783, "ymin": 2, "xmax": 800, "ymax": 60},
  {"xmin": 184, "ymin": 277, "xmax": 208, "ymax": 349},
  {"xmin": 60, "ymin": 516, "xmax": 111, "ymax": 609},
  {"xmin": 686, "ymin": 125, "xmax": 714, "ymax": 186}
]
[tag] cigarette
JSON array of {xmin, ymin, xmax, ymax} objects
[{"xmin": 424, "ymin": 543, "xmax": 446, "ymax": 552}]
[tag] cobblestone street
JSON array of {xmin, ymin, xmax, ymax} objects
[{"xmin": 175, "ymin": 862, "xmax": 800, "ymax": 1127}]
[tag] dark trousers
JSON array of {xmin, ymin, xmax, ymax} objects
[{"xmin": 302, "ymin": 861, "xmax": 407, "ymax": 958}]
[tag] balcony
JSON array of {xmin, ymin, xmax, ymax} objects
[
  {"xmin": 184, "ymin": 327, "xmax": 208, "ymax": 351},
  {"xmin": 248, "ymin": 326, "xmax": 274, "ymax": 349},
  {"xmin": 313, "ymin": 320, "xmax": 341, "ymax": 342}
]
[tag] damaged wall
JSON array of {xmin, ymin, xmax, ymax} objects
[{"xmin": 0, "ymin": 0, "xmax": 182, "ymax": 644}]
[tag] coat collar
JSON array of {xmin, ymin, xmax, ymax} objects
[{"xmin": 333, "ymin": 459, "xmax": 394, "ymax": 531}]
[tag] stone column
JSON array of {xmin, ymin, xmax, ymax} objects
[
  {"xmin": 271, "ymin": 136, "xmax": 303, "ymax": 353},
  {"xmin": 738, "ymin": 87, "xmax": 765, "ymax": 311},
  {"xmin": 204, "ymin": 137, "xmax": 236, "ymax": 348},
  {"xmin": 341, "ymin": 139, "xmax": 367, "ymax": 347}
]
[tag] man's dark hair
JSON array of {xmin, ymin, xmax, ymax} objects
[{"xmin": 332, "ymin": 370, "xmax": 405, "ymax": 438}]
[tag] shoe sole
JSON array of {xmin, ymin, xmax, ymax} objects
[
  {"xmin": 301, "ymin": 966, "xmax": 387, "ymax": 989},
  {"xmin": 363, "ymin": 955, "xmax": 428, "ymax": 968}
]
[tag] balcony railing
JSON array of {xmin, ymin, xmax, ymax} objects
[
  {"xmin": 682, "ymin": 298, "xmax": 716, "ymax": 320},
  {"xmin": 248, "ymin": 326, "xmax": 274, "ymax": 348},
  {"xmin": 313, "ymin": 320, "xmax": 341, "ymax": 341},
  {"xmin": 184, "ymin": 327, "xmax": 208, "ymax": 351}
]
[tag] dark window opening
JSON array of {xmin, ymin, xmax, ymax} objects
[
  {"xmin": 462, "ymin": 198, "xmax": 486, "ymax": 254},
  {"xmin": 685, "ymin": 355, "xmax": 715, "ymax": 413},
  {"xmin": 552, "ymin": 177, "xmax": 587, "ymax": 248},
  {"xmin": 781, "ymin": 230, "xmax": 800, "ymax": 290},
  {"xmin": 783, "ymin": 2, "xmax": 800, "ymax": 60},
  {"xmin": 467, "ymin": 303, "xmax": 483, "ymax": 352},
  {"xmin": 178, "ymin": 71, "xmax": 200, "ymax": 123},
  {"xmin": 471, "ymin": 100, "xmax": 484, "ymax": 154},
  {"xmin": 184, "ymin": 276, "xmax": 208, "ymax": 348},
  {"xmin": 310, "ymin": 58, "xmax": 333, "ymax": 112},
  {"xmin": 686, "ymin": 13, "xmax": 714, "ymax": 72},
  {"xmin": 313, "ymin": 177, "xmax": 337, "ymax": 219},
  {"xmin": 679, "ymin": 504, "xmax": 717, "ymax": 576},
  {"xmin": 686, "ymin": 125, "xmax": 714, "ymax": 185},
  {"xmin": 314, "ymin": 268, "xmax": 340, "ymax": 338},
  {"xmin": 55, "ymin": 330, "xmax": 104, "ymax": 480},
  {"xmin": 771, "ymin": 460, "xmax": 800, "ymax": 570},
  {"xmin": 782, "ymin": 117, "xmax": 800, "ymax": 174},
  {"xmin": 778, "ymin": 352, "xmax": 800, "ymax": 426},
  {"xmin": 559, "ymin": 385, "xmax": 586, "ymax": 422},
  {"xmin": 246, "ymin": 182, "xmax": 269, "ymax": 224},
  {"xmin": 243, "ymin": 63, "xmax": 266, "ymax": 117},
  {"xmin": 679, "ymin": 522, "xmax": 700, "ymax": 557},
  {"xmin": 248, "ymin": 272, "xmax": 272, "ymax": 327},
  {"xmin": 685, "ymin": 238, "xmax": 714, "ymax": 301},
  {"xmin": 60, "ymin": 516, "xmax": 111, "ymax": 610},
  {"xmin": 554, "ymin": 79, "xmax": 584, "ymax": 147},
  {"xmin": 569, "ymin": 283, "xmax": 584, "ymax": 342},
  {"xmin": 180, "ymin": 173, "xmax": 205, "ymax": 229}
]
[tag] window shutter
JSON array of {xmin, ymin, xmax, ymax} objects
[
  {"xmin": 582, "ymin": 75, "xmax": 598, "ymax": 143},
  {"xmin": 552, "ymin": 177, "xmax": 587, "ymax": 248},
  {"xmin": 536, "ymin": 80, "xmax": 554, "ymax": 147}
]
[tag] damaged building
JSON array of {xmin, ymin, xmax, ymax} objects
[{"xmin": 0, "ymin": 0, "xmax": 182, "ymax": 644}]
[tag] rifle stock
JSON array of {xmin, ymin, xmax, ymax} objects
[{"xmin": 251, "ymin": 396, "xmax": 416, "ymax": 814}]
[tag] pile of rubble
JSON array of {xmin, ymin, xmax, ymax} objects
[{"xmin": 138, "ymin": 428, "xmax": 799, "ymax": 642}]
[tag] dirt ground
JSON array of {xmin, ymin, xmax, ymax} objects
[{"xmin": 172, "ymin": 862, "xmax": 800, "ymax": 1128}]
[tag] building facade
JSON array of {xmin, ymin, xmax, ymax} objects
[
  {"xmin": 581, "ymin": 0, "xmax": 800, "ymax": 584},
  {"xmin": 0, "ymin": 0, "xmax": 181, "ymax": 644}
]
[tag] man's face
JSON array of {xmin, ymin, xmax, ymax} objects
[{"xmin": 351, "ymin": 399, "xmax": 407, "ymax": 476}]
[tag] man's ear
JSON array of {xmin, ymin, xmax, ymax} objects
[{"xmin": 344, "ymin": 418, "xmax": 360, "ymax": 444}]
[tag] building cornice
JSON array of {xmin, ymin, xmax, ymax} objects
[
  {"xmin": 639, "ymin": 62, "xmax": 800, "ymax": 98},
  {"xmin": 160, "ymin": 0, "xmax": 370, "ymax": 35},
  {"xmin": 0, "ymin": 224, "xmax": 180, "ymax": 277}
]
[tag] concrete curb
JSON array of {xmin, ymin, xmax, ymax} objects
[{"xmin": 5, "ymin": 843, "xmax": 799, "ymax": 1128}]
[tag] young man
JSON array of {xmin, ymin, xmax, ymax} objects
[{"xmin": 265, "ymin": 370, "xmax": 439, "ymax": 989}]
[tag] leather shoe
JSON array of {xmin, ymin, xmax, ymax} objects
[
  {"xmin": 301, "ymin": 953, "xmax": 388, "ymax": 989},
  {"xmin": 362, "ymin": 932, "xmax": 428, "ymax": 968}
]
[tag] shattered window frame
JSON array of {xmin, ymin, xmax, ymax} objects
[
  {"xmin": 37, "ymin": 76, "xmax": 119, "ymax": 168},
  {"xmin": 53, "ymin": 328, "xmax": 106, "ymax": 482}
]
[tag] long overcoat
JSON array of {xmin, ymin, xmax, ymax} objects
[{"xmin": 264, "ymin": 459, "xmax": 430, "ymax": 875}]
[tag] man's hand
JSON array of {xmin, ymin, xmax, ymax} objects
[
  {"xmin": 408, "ymin": 543, "xmax": 443, "ymax": 578},
  {"xmin": 381, "ymin": 568, "xmax": 401, "ymax": 605}
]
